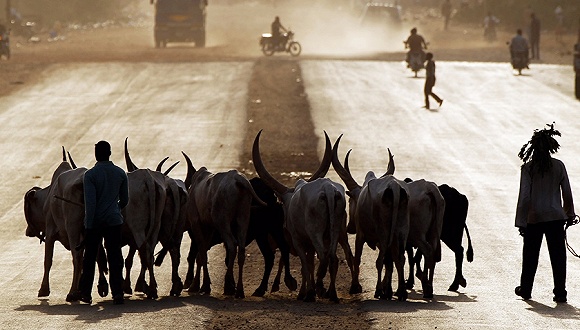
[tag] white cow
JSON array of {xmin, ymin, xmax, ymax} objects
[
  {"xmin": 252, "ymin": 130, "xmax": 355, "ymax": 302},
  {"xmin": 332, "ymin": 136, "xmax": 410, "ymax": 301}
]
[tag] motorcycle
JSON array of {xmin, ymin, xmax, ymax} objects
[
  {"xmin": 404, "ymin": 40, "xmax": 427, "ymax": 77},
  {"xmin": 259, "ymin": 30, "xmax": 302, "ymax": 57},
  {"xmin": 0, "ymin": 33, "xmax": 10, "ymax": 60},
  {"xmin": 510, "ymin": 51, "xmax": 529, "ymax": 75}
]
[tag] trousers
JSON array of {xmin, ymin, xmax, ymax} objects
[
  {"xmin": 520, "ymin": 220, "xmax": 567, "ymax": 297},
  {"xmin": 79, "ymin": 224, "xmax": 124, "ymax": 298},
  {"xmin": 424, "ymin": 77, "xmax": 442, "ymax": 108}
]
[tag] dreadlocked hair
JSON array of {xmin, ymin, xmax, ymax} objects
[{"xmin": 518, "ymin": 122, "xmax": 561, "ymax": 175}]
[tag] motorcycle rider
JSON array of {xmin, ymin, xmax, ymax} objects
[
  {"xmin": 271, "ymin": 16, "xmax": 287, "ymax": 50},
  {"xmin": 404, "ymin": 28, "xmax": 427, "ymax": 67},
  {"xmin": 510, "ymin": 29, "xmax": 529, "ymax": 69}
]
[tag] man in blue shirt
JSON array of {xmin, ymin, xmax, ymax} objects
[{"xmin": 77, "ymin": 141, "xmax": 129, "ymax": 304}]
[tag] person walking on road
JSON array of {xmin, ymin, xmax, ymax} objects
[
  {"xmin": 423, "ymin": 52, "xmax": 443, "ymax": 109},
  {"xmin": 530, "ymin": 13, "xmax": 541, "ymax": 59},
  {"xmin": 441, "ymin": 0, "xmax": 452, "ymax": 30},
  {"xmin": 515, "ymin": 123, "xmax": 575, "ymax": 303},
  {"xmin": 74, "ymin": 140, "xmax": 129, "ymax": 305}
]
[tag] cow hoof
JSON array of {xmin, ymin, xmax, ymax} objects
[
  {"xmin": 304, "ymin": 290, "xmax": 316, "ymax": 302},
  {"xmin": 315, "ymin": 284, "xmax": 326, "ymax": 298},
  {"xmin": 423, "ymin": 286, "xmax": 434, "ymax": 299},
  {"xmin": 297, "ymin": 292, "xmax": 306, "ymax": 301},
  {"xmin": 405, "ymin": 280, "xmax": 414, "ymax": 290},
  {"xmin": 66, "ymin": 292, "xmax": 79, "ymax": 302},
  {"xmin": 98, "ymin": 280, "xmax": 109, "ymax": 297},
  {"xmin": 38, "ymin": 287, "xmax": 50, "ymax": 297},
  {"xmin": 328, "ymin": 289, "xmax": 339, "ymax": 303},
  {"xmin": 460, "ymin": 277, "xmax": 467, "ymax": 288},
  {"xmin": 235, "ymin": 290, "xmax": 245, "ymax": 299},
  {"xmin": 374, "ymin": 289, "xmax": 383, "ymax": 299},
  {"xmin": 170, "ymin": 280, "xmax": 184, "ymax": 297},
  {"xmin": 199, "ymin": 284, "xmax": 211, "ymax": 295},
  {"xmin": 252, "ymin": 287, "xmax": 266, "ymax": 297},
  {"xmin": 285, "ymin": 276, "xmax": 298, "ymax": 292},
  {"xmin": 396, "ymin": 289, "xmax": 408, "ymax": 301},
  {"xmin": 123, "ymin": 280, "xmax": 133, "ymax": 295},
  {"xmin": 448, "ymin": 283, "xmax": 459, "ymax": 292},
  {"xmin": 349, "ymin": 283, "xmax": 363, "ymax": 294},
  {"xmin": 135, "ymin": 278, "xmax": 148, "ymax": 293},
  {"xmin": 383, "ymin": 290, "xmax": 393, "ymax": 300},
  {"xmin": 184, "ymin": 275, "xmax": 193, "ymax": 290},
  {"xmin": 271, "ymin": 280, "xmax": 280, "ymax": 293},
  {"xmin": 146, "ymin": 289, "xmax": 158, "ymax": 300}
]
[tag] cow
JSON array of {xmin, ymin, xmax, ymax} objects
[
  {"xmin": 405, "ymin": 183, "xmax": 473, "ymax": 292},
  {"xmin": 184, "ymin": 153, "xmax": 267, "ymax": 299},
  {"xmin": 182, "ymin": 173, "xmax": 298, "ymax": 297},
  {"xmin": 332, "ymin": 136, "xmax": 410, "ymax": 301},
  {"xmin": 252, "ymin": 130, "xmax": 355, "ymax": 302},
  {"xmin": 402, "ymin": 178, "xmax": 445, "ymax": 299},
  {"xmin": 122, "ymin": 138, "xmax": 188, "ymax": 297},
  {"xmin": 24, "ymin": 147, "xmax": 109, "ymax": 301}
]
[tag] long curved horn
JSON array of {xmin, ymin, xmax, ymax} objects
[
  {"xmin": 331, "ymin": 134, "xmax": 360, "ymax": 191},
  {"xmin": 67, "ymin": 151, "xmax": 77, "ymax": 169},
  {"xmin": 156, "ymin": 157, "xmax": 169, "ymax": 172},
  {"xmin": 124, "ymin": 137, "xmax": 139, "ymax": 172},
  {"xmin": 344, "ymin": 149, "xmax": 352, "ymax": 174},
  {"xmin": 307, "ymin": 131, "xmax": 332, "ymax": 182},
  {"xmin": 381, "ymin": 148, "xmax": 395, "ymax": 177},
  {"xmin": 163, "ymin": 161, "xmax": 179, "ymax": 176},
  {"xmin": 252, "ymin": 130, "xmax": 290, "ymax": 195},
  {"xmin": 181, "ymin": 151, "xmax": 196, "ymax": 189}
]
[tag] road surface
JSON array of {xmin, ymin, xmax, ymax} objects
[{"xmin": 2, "ymin": 60, "xmax": 580, "ymax": 329}]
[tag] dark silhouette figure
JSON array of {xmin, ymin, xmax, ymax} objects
[
  {"xmin": 271, "ymin": 16, "xmax": 287, "ymax": 50},
  {"xmin": 515, "ymin": 124, "xmax": 575, "ymax": 303},
  {"xmin": 75, "ymin": 141, "xmax": 129, "ymax": 305},
  {"xmin": 405, "ymin": 27, "xmax": 427, "ymax": 65},
  {"xmin": 530, "ymin": 13, "xmax": 541, "ymax": 59},
  {"xmin": 441, "ymin": 0, "xmax": 452, "ymax": 30},
  {"xmin": 423, "ymin": 52, "xmax": 443, "ymax": 109}
]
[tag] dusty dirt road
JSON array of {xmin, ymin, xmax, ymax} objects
[{"xmin": 1, "ymin": 2, "xmax": 580, "ymax": 330}]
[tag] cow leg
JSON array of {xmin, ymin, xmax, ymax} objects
[
  {"xmin": 394, "ymin": 250, "xmax": 408, "ymax": 301},
  {"xmin": 235, "ymin": 241, "xmax": 246, "ymax": 299},
  {"xmin": 447, "ymin": 242, "xmax": 466, "ymax": 292},
  {"xmin": 169, "ymin": 246, "xmax": 184, "ymax": 296},
  {"xmin": 252, "ymin": 235, "xmax": 274, "ymax": 297},
  {"xmin": 184, "ymin": 230, "xmax": 197, "ymax": 290},
  {"xmin": 221, "ymin": 237, "xmax": 237, "ymax": 296},
  {"xmin": 383, "ymin": 253, "xmax": 394, "ymax": 300},
  {"xmin": 418, "ymin": 244, "xmax": 435, "ymax": 299},
  {"xmin": 143, "ymin": 247, "xmax": 158, "ymax": 300},
  {"xmin": 339, "ymin": 232, "xmax": 360, "ymax": 294},
  {"xmin": 374, "ymin": 248, "xmax": 387, "ymax": 299},
  {"xmin": 405, "ymin": 244, "xmax": 415, "ymax": 290},
  {"xmin": 414, "ymin": 250, "xmax": 424, "ymax": 281},
  {"xmin": 305, "ymin": 250, "xmax": 317, "ymax": 302},
  {"xmin": 198, "ymin": 250, "xmax": 212, "ymax": 295},
  {"xmin": 123, "ymin": 246, "xmax": 136, "ymax": 295},
  {"xmin": 65, "ymin": 248, "xmax": 84, "ymax": 302},
  {"xmin": 38, "ymin": 238, "xmax": 55, "ymax": 297},
  {"xmin": 350, "ymin": 233, "xmax": 364, "ymax": 294},
  {"xmin": 271, "ymin": 257, "xmax": 284, "ymax": 293},
  {"xmin": 315, "ymin": 255, "xmax": 328, "ymax": 299},
  {"xmin": 327, "ymin": 251, "xmax": 339, "ymax": 303},
  {"xmin": 134, "ymin": 260, "xmax": 148, "ymax": 293},
  {"xmin": 272, "ymin": 228, "xmax": 297, "ymax": 292}
]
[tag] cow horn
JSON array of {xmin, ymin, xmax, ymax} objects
[
  {"xmin": 156, "ymin": 157, "xmax": 169, "ymax": 172},
  {"xmin": 61, "ymin": 146, "xmax": 66, "ymax": 162},
  {"xmin": 163, "ymin": 161, "xmax": 179, "ymax": 176},
  {"xmin": 252, "ymin": 130, "xmax": 290, "ymax": 196},
  {"xmin": 307, "ymin": 131, "xmax": 332, "ymax": 182},
  {"xmin": 181, "ymin": 151, "xmax": 196, "ymax": 189},
  {"xmin": 381, "ymin": 148, "xmax": 395, "ymax": 177},
  {"xmin": 124, "ymin": 137, "xmax": 139, "ymax": 172},
  {"xmin": 331, "ymin": 134, "xmax": 360, "ymax": 191},
  {"xmin": 67, "ymin": 151, "xmax": 77, "ymax": 169},
  {"xmin": 344, "ymin": 149, "xmax": 352, "ymax": 174}
]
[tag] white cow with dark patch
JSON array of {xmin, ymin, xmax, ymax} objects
[
  {"xmin": 253, "ymin": 130, "xmax": 355, "ymax": 302},
  {"xmin": 24, "ymin": 148, "xmax": 109, "ymax": 301},
  {"xmin": 332, "ymin": 136, "xmax": 410, "ymax": 301}
]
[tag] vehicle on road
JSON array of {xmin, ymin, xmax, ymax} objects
[
  {"xmin": 260, "ymin": 30, "xmax": 301, "ymax": 57},
  {"xmin": 0, "ymin": 33, "xmax": 10, "ymax": 60},
  {"xmin": 153, "ymin": 0, "xmax": 207, "ymax": 48},
  {"xmin": 359, "ymin": 2, "xmax": 402, "ymax": 32},
  {"xmin": 510, "ymin": 51, "xmax": 529, "ymax": 75},
  {"xmin": 407, "ymin": 50, "xmax": 425, "ymax": 77}
]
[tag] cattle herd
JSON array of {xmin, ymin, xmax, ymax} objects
[{"xmin": 23, "ymin": 131, "xmax": 473, "ymax": 304}]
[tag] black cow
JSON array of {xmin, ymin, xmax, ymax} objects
[
  {"xmin": 184, "ymin": 177, "xmax": 297, "ymax": 297},
  {"xmin": 405, "ymin": 183, "xmax": 473, "ymax": 292}
]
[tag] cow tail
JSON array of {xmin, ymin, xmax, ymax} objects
[
  {"xmin": 428, "ymin": 190, "xmax": 443, "ymax": 263},
  {"xmin": 324, "ymin": 186, "xmax": 340, "ymax": 260},
  {"xmin": 236, "ymin": 177, "xmax": 267, "ymax": 206},
  {"xmin": 386, "ymin": 186, "xmax": 399, "ymax": 248},
  {"xmin": 144, "ymin": 177, "xmax": 157, "ymax": 249},
  {"xmin": 465, "ymin": 224, "xmax": 474, "ymax": 262}
]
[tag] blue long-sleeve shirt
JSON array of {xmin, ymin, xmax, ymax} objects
[{"xmin": 83, "ymin": 161, "xmax": 129, "ymax": 229}]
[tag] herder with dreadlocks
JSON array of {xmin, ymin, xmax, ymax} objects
[{"xmin": 515, "ymin": 123, "xmax": 575, "ymax": 303}]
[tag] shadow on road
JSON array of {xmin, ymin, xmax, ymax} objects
[{"xmin": 525, "ymin": 300, "xmax": 580, "ymax": 320}]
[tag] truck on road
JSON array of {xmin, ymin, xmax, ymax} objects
[{"xmin": 152, "ymin": 0, "xmax": 207, "ymax": 48}]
